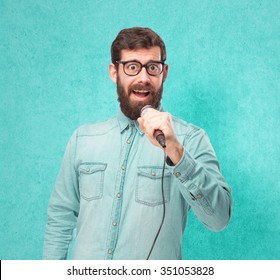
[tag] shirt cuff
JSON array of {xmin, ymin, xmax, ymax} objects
[{"xmin": 167, "ymin": 149, "xmax": 197, "ymax": 183}]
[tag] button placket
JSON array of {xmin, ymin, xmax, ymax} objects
[{"xmin": 105, "ymin": 123, "xmax": 137, "ymax": 259}]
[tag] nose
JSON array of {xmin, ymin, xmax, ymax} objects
[{"xmin": 137, "ymin": 66, "xmax": 151, "ymax": 83}]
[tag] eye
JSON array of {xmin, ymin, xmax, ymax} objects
[
  {"xmin": 125, "ymin": 62, "xmax": 140, "ymax": 72},
  {"xmin": 147, "ymin": 63, "xmax": 160, "ymax": 73},
  {"xmin": 128, "ymin": 64, "xmax": 137, "ymax": 70}
]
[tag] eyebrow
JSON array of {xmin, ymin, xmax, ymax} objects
[{"xmin": 119, "ymin": 59, "xmax": 163, "ymax": 64}]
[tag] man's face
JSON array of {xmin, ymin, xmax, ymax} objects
[{"xmin": 109, "ymin": 46, "xmax": 168, "ymax": 120}]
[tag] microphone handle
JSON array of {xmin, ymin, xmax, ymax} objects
[{"xmin": 154, "ymin": 130, "xmax": 166, "ymax": 148}]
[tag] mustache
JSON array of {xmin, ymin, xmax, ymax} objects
[{"xmin": 128, "ymin": 83, "xmax": 155, "ymax": 94}]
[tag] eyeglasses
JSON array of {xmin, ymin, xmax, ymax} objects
[{"xmin": 116, "ymin": 60, "xmax": 165, "ymax": 76}]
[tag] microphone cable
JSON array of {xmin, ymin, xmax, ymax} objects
[{"xmin": 146, "ymin": 148, "xmax": 167, "ymax": 260}]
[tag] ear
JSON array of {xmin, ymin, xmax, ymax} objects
[
  {"xmin": 162, "ymin": 64, "xmax": 168, "ymax": 83},
  {"xmin": 109, "ymin": 63, "xmax": 117, "ymax": 83}
]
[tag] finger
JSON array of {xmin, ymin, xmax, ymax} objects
[{"xmin": 137, "ymin": 117, "xmax": 144, "ymax": 131}]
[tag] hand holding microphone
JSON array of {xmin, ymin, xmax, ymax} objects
[
  {"xmin": 140, "ymin": 105, "xmax": 166, "ymax": 148},
  {"xmin": 138, "ymin": 105, "xmax": 184, "ymax": 164}
]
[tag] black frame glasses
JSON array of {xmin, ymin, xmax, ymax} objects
[{"xmin": 116, "ymin": 60, "xmax": 165, "ymax": 76}]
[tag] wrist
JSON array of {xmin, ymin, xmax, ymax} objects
[{"xmin": 166, "ymin": 141, "xmax": 184, "ymax": 165}]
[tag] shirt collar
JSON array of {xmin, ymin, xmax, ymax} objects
[
  {"xmin": 117, "ymin": 105, "xmax": 164, "ymax": 135},
  {"xmin": 117, "ymin": 110, "xmax": 144, "ymax": 135}
]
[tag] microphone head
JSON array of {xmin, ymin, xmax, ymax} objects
[{"xmin": 140, "ymin": 105, "xmax": 153, "ymax": 117}]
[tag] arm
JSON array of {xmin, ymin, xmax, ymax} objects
[
  {"xmin": 43, "ymin": 131, "xmax": 80, "ymax": 259},
  {"xmin": 138, "ymin": 109, "xmax": 232, "ymax": 231},
  {"xmin": 169, "ymin": 127, "xmax": 232, "ymax": 231}
]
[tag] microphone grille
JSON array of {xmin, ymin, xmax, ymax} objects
[{"xmin": 140, "ymin": 105, "xmax": 153, "ymax": 117}]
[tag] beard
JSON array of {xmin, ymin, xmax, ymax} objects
[{"xmin": 117, "ymin": 77, "xmax": 163, "ymax": 120}]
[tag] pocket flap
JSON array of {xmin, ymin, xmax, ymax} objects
[
  {"xmin": 137, "ymin": 166, "xmax": 171, "ymax": 179},
  {"xmin": 79, "ymin": 163, "xmax": 107, "ymax": 174}
]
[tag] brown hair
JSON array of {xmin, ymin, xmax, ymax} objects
[{"xmin": 111, "ymin": 27, "xmax": 166, "ymax": 65}]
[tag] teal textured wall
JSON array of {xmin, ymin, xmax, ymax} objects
[{"xmin": 1, "ymin": 0, "xmax": 279, "ymax": 259}]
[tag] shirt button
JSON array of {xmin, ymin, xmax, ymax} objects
[
  {"xmin": 175, "ymin": 172, "xmax": 181, "ymax": 177},
  {"xmin": 112, "ymin": 221, "xmax": 117, "ymax": 226},
  {"xmin": 86, "ymin": 168, "xmax": 90, "ymax": 173},
  {"xmin": 196, "ymin": 194, "xmax": 203, "ymax": 199},
  {"xmin": 108, "ymin": 249, "xmax": 113, "ymax": 254},
  {"xmin": 121, "ymin": 165, "xmax": 125, "ymax": 170},
  {"xmin": 116, "ymin": 193, "xmax": 121, "ymax": 198},
  {"xmin": 127, "ymin": 140, "xmax": 131, "ymax": 144},
  {"xmin": 151, "ymin": 172, "xmax": 156, "ymax": 176}
]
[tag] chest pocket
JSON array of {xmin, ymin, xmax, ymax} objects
[
  {"xmin": 136, "ymin": 166, "xmax": 171, "ymax": 207},
  {"xmin": 78, "ymin": 162, "xmax": 107, "ymax": 201}
]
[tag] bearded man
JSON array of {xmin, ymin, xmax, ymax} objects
[{"xmin": 43, "ymin": 27, "xmax": 232, "ymax": 260}]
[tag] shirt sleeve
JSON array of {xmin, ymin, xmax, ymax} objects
[
  {"xmin": 168, "ymin": 127, "xmax": 232, "ymax": 232},
  {"xmin": 43, "ymin": 130, "xmax": 80, "ymax": 259}
]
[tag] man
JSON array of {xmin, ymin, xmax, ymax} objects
[{"xmin": 43, "ymin": 27, "xmax": 232, "ymax": 260}]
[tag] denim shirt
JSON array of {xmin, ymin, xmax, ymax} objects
[{"xmin": 43, "ymin": 110, "xmax": 232, "ymax": 260}]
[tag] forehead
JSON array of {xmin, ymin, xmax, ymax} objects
[{"xmin": 120, "ymin": 46, "xmax": 161, "ymax": 62}]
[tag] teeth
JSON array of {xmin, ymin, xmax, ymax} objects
[{"xmin": 134, "ymin": 90, "xmax": 148, "ymax": 93}]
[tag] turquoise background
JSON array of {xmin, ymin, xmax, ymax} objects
[{"xmin": 1, "ymin": 0, "xmax": 279, "ymax": 260}]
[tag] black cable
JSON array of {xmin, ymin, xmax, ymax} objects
[{"xmin": 146, "ymin": 148, "xmax": 167, "ymax": 260}]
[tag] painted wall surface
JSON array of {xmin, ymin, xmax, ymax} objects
[{"xmin": 0, "ymin": 0, "xmax": 279, "ymax": 259}]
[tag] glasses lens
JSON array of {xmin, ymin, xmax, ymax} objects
[
  {"xmin": 146, "ymin": 62, "xmax": 163, "ymax": 75},
  {"xmin": 124, "ymin": 62, "xmax": 141, "ymax": 75}
]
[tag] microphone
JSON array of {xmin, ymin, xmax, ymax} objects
[{"xmin": 140, "ymin": 105, "xmax": 166, "ymax": 148}]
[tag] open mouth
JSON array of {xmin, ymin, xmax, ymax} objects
[{"xmin": 132, "ymin": 89, "xmax": 150, "ymax": 99}]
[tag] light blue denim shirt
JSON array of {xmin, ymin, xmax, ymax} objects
[{"xmin": 43, "ymin": 109, "xmax": 232, "ymax": 260}]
